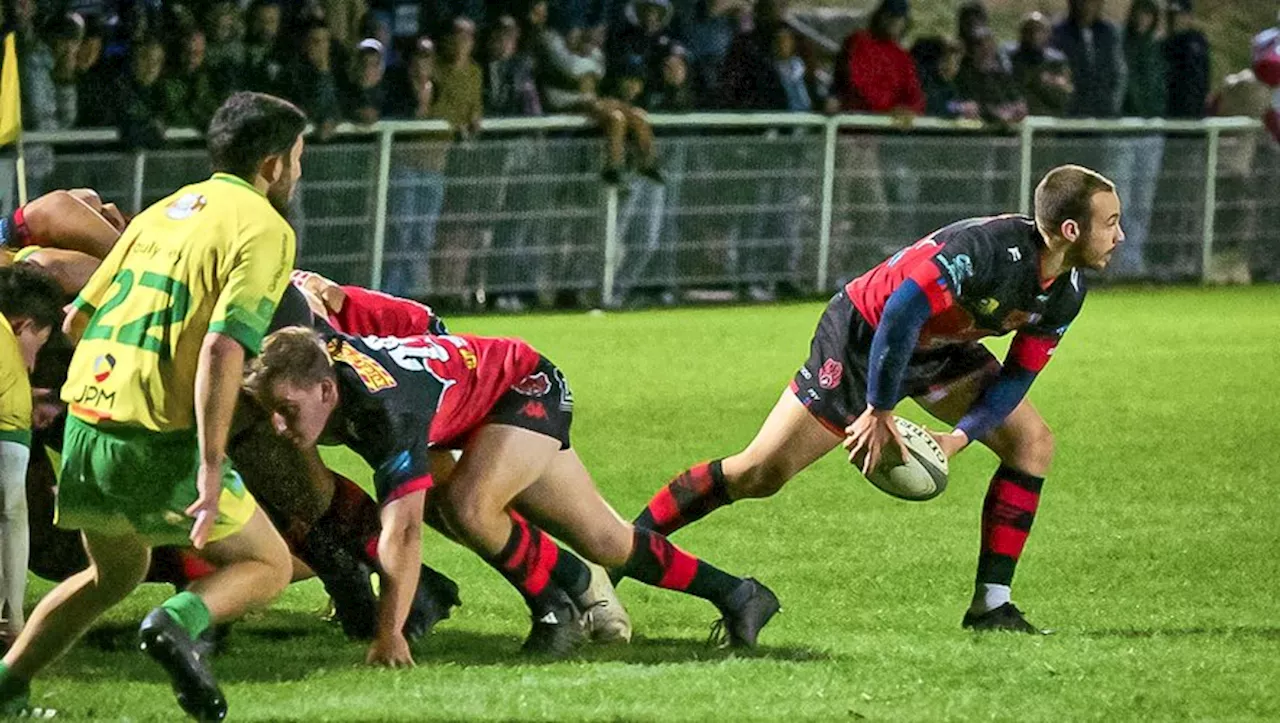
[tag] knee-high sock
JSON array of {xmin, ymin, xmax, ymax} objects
[
  {"xmin": 634, "ymin": 460, "xmax": 732, "ymax": 536},
  {"xmin": 0, "ymin": 441, "xmax": 31, "ymax": 632},
  {"xmin": 617, "ymin": 527, "xmax": 741, "ymax": 609},
  {"xmin": 975, "ymin": 465, "xmax": 1044, "ymax": 608},
  {"xmin": 486, "ymin": 515, "xmax": 577, "ymax": 617}
]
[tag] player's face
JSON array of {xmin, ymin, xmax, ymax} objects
[
  {"xmin": 266, "ymin": 135, "xmax": 305, "ymax": 216},
  {"xmin": 1079, "ymin": 190, "xmax": 1124, "ymax": 270},
  {"xmin": 14, "ymin": 321, "xmax": 52, "ymax": 373},
  {"xmin": 266, "ymin": 377, "xmax": 338, "ymax": 447}
]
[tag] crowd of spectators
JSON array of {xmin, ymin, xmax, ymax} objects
[{"xmin": 10, "ymin": 0, "xmax": 1217, "ymax": 145}]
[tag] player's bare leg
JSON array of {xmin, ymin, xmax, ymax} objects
[
  {"xmin": 513, "ymin": 450, "xmax": 781, "ymax": 648},
  {"xmin": 187, "ymin": 508, "xmax": 292, "ymax": 622},
  {"xmin": 916, "ymin": 374, "xmax": 1055, "ymax": 634},
  {"xmin": 440, "ymin": 424, "xmax": 591, "ymax": 654},
  {"xmin": 0, "ymin": 528, "xmax": 150, "ymax": 716},
  {"xmin": 635, "ymin": 389, "xmax": 840, "ymax": 536}
]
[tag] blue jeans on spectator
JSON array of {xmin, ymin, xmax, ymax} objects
[
  {"xmin": 384, "ymin": 167, "xmax": 445, "ymax": 297},
  {"xmin": 1107, "ymin": 135, "xmax": 1164, "ymax": 279}
]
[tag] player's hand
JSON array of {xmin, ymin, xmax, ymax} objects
[
  {"xmin": 926, "ymin": 428, "xmax": 969, "ymax": 460},
  {"xmin": 843, "ymin": 407, "xmax": 909, "ymax": 477},
  {"xmin": 185, "ymin": 464, "xmax": 222, "ymax": 550},
  {"xmin": 366, "ymin": 632, "xmax": 415, "ymax": 668}
]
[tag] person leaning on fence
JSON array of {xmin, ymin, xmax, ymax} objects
[
  {"xmin": 912, "ymin": 36, "xmax": 980, "ymax": 120},
  {"xmin": 524, "ymin": 0, "xmax": 662, "ymax": 187}
]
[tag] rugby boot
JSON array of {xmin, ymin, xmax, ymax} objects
[
  {"xmin": 403, "ymin": 564, "xmax": 462, "ymax": 641},
  {"xmin": 138, "ymin": 608, "xmax": 227, "ymax": 722},
  {"xmin": 521, "ymin": 591, "xmax": 587, "ymax": 658},
  {"xmin": 962, "ymin": 603, "xmax": 1051, "ymax": 635},
  {"xmin": 710, "ymin": 578, "xmax": 781, "ymax": 649},
  {"xmin": 576, "ymin": 563, "xmax": 632, "ymax": 644}
]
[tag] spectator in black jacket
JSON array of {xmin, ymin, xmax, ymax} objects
[
  {"xmin": 1009, "ymin": 12, "xmax": 1072, "ymax": 116},
  {"xmin": 1052, "ymin": 0, "xmax": 1125, "ymax": 117},
  {"xmin": 117, "ymin": 37, "xmax": 167, "ymax": 149},
  {"xmin": 1164, "ymin": 0, "xmax": 1209, "ymax": 118},
  {"xmin": 913, "ymin": 35, "xmax": 979, "ymax": 119}
]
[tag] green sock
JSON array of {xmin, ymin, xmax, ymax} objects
[
  {"xmin": 0, "ymin": 661, "xmax": 30, "ymax": 707},
  {"xmin": 160, "ymin": 591, "xmax": 212, "ymax": 640}
]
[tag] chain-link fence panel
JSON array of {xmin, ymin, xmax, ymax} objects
[
  {"xmin": 1213, "ymin": 131, "xmax": 1280, "ymax": 283},
  {"xmin": 42, "ymin": 149, "xmax": 139, "ymax": 212},
  {"xmin": 1031, "ymin": 131, "xmax": 1210, "ymax": 281},
  {"xmin": 381, "ymin": 134, "xmax": 605, "ymax": 305},
  {"xmin": 830, "ymin": 130, "xmax": 1021, "ymax": 287},
  {"xmin": 291, "ymin": 142, "xmax": 380, "ymax": 285}
]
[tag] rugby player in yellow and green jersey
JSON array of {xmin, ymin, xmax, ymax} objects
[
  {"xmin": 0, "ymin": 267, "xmax": 65, "ymax": 646},
  {"xmin": 0, "ymin": 92, "xmax": 308, "ymax": 722}
]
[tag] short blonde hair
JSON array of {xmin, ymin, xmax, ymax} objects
[{"xmin": 244, "ymin": 326, "xmax": 333, "ymax": 399}]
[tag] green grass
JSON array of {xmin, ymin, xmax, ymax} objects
[{"xmin": 23, "ymin": 286, "xmax": 1280, "ymax": 721}]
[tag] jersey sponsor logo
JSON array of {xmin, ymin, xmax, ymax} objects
[
  {"xmin": 459, "ymin": 347, "xmax": 477, "ymax": 370},
  {"xmin": 935, "ymin": 253, "xmax": 974, "ymax": 294},
  {"xmin": 92, "ymin": 354, "xmax": 116, "ymax": 383},
  {"xmin": 1007, "ymin": 247, "xmax": 1022, "ymax": 261},
  {"xmin": 798, "ymin": 366, "xmax": 812, "ymax": 381},
  {"xmin": 328, "ymin": 339, "xmax": 397, "ymax": 392},
  {"xmin": 818, "ymin": 358, "xmax": 843, "ymax": 390},
  {"xmin": 976, "ymin": 298, "xmax": 999, "ymax": 315},
  {"xmin": 165, "ymin": 193, "xmax": 208, "ymax": 220},
  {"xmin": 512, "ymin": 371, "xmax": 551, "ymax": 398},
  {"xmin": 71, "ymin": 384, "xmax": 116, "ymax": 409},
  {"xmin": 520, "ymin": 400, "xmax": 548, "ymax": 420}
]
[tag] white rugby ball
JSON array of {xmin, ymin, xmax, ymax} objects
[{"xmin": 864, "ymin": 417, "xmax": 949, "ymax": 501}]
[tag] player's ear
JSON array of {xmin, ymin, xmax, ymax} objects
[
  {"xmin": 1059, "ymin": 219, "xmax": 1080, "ymax": 243},
  {"xmin": 319, "ymin": 375, "xmax": 338, "ymax": 405},
  {"xmin": 258, "ymin": 152, "xmax": 285, "ymax": 186}
]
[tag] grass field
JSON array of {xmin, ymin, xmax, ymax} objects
[{"xmin": 22, "ymin": 286, "xmax": 1280, "ymax": 721}]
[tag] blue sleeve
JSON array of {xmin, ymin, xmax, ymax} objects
[
  {"xmin": 866, "ymin": 279, "xmax": 934, "ymax": 409},
  {"xmin": 955, "ymin": 362, "xmax": 1038, "ymax": 442}
]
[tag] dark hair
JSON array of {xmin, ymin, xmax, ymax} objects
[
  {"xmin": 869, "ymin": 3, "xmax": 911, "ymax": 42},
  {"xmin": 956, "ymin": 2, "xmax": 989, "ymax": 44},
  {"xmin": 1034, "ymin": 165, "xmax": 1116, "ymax": 237},
  {"xmin": 207, "ymin": 92, "xmax": 307, "ymax": 181},
  {"xmin": 0, "ymin": 265, "xmax": 65, "ymax": 332},
  {"xmin": 1126, "ymin": 0, "xmax": 1161, "ymax": 38},
  {"xmin": 911, "ymin": 35, "xmax": 962, "ymax": 76}
]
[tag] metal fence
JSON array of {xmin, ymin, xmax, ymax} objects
[{"xmin": 5, "ymin": 113, "xmax": 1272, "ymax": 307}]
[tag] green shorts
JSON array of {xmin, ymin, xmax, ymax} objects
[{"xmin": 56, "ymin": 415, "xmax": 258, "ymax": 546}]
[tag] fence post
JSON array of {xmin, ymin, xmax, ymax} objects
[
  {"xmin": 601, "ymin": 185, "xmax": 620, "ymax": 307},
  {"xmin": 131, "ymin": 151, "xmax": 146, "ymax": 214},
  {"xmin": 816, "ymin": 117, "xmax": 838, "ymax": 292},
  {"xmin": 1200, "ymin": 127, "xmax": 1219, "ymax": 283},
  {"xmin": 369, "ymin": 128, "xmax": 394, "ymax": 291},
  {"xmin": 1018, "ymin": 120, "xmax": 1035, "ymax": 215}
]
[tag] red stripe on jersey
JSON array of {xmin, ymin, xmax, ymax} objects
[
  {"xmin": 335, "ymin": 285, "xmax": 438, "ymax": 337},
  {"xmin": 906, "ymin": 261, "xmax": 955, "ymax": 313},
  {"xmin": 1008, "ymin": 333, "xmax": 1059, "ymax": 373},
  {"xmin": 988, "ymin": 525, "xmax": 1030, "ymax": 557},
  {"xmin": 846, "ymin": 238, "xmax": 953, "ymax": 326},
  {"xmin": 383, "ymin": 474, "xmax": 433, "ymax": 504},
  {"xmin": 993, "ymin": 478, "xmax": 1040, "ymax": 513}
]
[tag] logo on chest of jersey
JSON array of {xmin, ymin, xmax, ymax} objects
[
  {"xmin": 328, "ymin": 339, "xmax": 398, "ymax": 392},
  {"xmin": 71, "ymin": 384, "xmax": 116, "ymax": 409},
  {"xmin": 92, "ymin": 354, "xmax": 116, "ymax": 383},
  {"xmin": 936, "ymin": 254, "xmax": 974, "ymax": 294},
  {"xmin": 818, "ymin": 358, "xmax": 843, "ymax": 390},
  {"xmin": 165, "ymin": 194, "xmax": 207, "ymax": 220},
  {"xmin": 511, "ymin": 371, "xmax": 552, "ymax": 398}
]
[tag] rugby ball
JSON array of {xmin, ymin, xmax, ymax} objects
[{"xmin": 864, "ymin": 417, "xmax": 949, "ymax": 501}]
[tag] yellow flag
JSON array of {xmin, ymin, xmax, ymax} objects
[{"xmin": 0, "ymin": 33, "xmax": 22, "ymax": 146}]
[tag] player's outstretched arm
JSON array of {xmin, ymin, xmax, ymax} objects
[
  {"xmin": 189, "ymin": 333, "xmax": 246, "ymax": 549},
  {"xmin": 368, "ymin": 488, "xmax": 426, "ymax": 667}
]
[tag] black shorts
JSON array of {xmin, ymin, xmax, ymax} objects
[
  {"xmin": 485, "ymin": 356, "xmax": 573, "ymax": 450},
  {"xmin": 791, "ymin": 292, "xmax": 999, "ymax": 434}
]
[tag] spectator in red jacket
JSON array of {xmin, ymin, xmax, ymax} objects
[{"xmin": 835, "ymin": 0, "xmax": 923, "ymax": 115}]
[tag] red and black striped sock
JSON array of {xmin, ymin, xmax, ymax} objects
[
  {"xmin": 617, "ymin": 527, "xmax": 741, "ymax": 608},
  {"xmin": 508, "ymin": 511, "xmax": 591, "ymax": 601},
  {"xmin": 976, "ymin": 465, "xmax": 1044, "ymax": 588},
  {"xmin": 487, "ymin": 515, "xmax": 574, "ymax": 616},
  {"xmin": 634, "ymin": 460, "xmax": 732, "ymax": 536}
]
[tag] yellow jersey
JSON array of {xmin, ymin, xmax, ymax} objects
[
  {"xmin": 0, "ymin": 313, "xmax": 32, "ymax": 448},
  {"xmin": 63, "ymin": 173, "xmax": 295, "ymax": 432}
]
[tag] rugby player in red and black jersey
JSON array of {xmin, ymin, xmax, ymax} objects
[
  {"xmin": 632, "ymin": 165, "xmax": 1124, "ymax": 633},
  {"xmin": 246, "ymin": 325, "xmax": 780, "ymax": 666}
]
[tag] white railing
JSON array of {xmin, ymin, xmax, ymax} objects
[{"xmin": 9, "ymin": 113, "xmax": 1269, "ymax": 304}]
